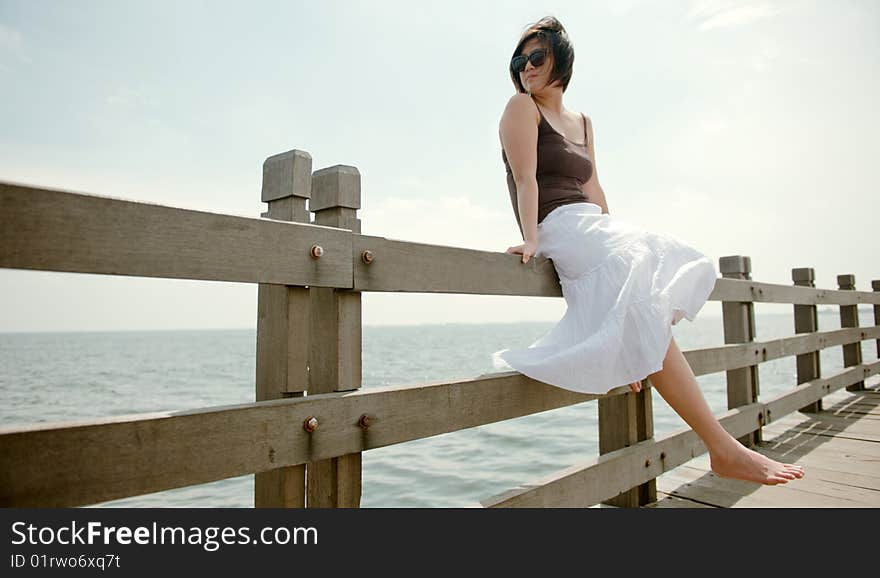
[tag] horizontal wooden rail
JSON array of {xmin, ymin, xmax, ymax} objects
[
  {"xmin": 2, "ymin": 325, "xmax": 877, "ymax": 507},
  {"xmin": 481, "ymin": 360, "xmax": 880, "ymax": 507},
  {"xmin": 0, "ymin": 180, "xmax": 352, "ymax": 288},
  {"xmin": 3, "ymin": 180, "xmax": 880, "ymax": 303},
  {"xmin": 685, "ymin": 326, "xmax": 880, "ymax": 375},
  {"xmin": 351, "ymin": 234, "xmax": 560, "ymax": 296},
  {"xmin": 0, "ymin": 372, "xmax": 614, "ymax": 507}
]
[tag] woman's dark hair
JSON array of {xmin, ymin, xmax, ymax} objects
[{"xmin": 509, "ymin": 16, "xmax": 574, "ymax": 94}]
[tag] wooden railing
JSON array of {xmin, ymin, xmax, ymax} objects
[{"xmin": 1, "ymin": 148, "xmax": 878, "ymax": 508}]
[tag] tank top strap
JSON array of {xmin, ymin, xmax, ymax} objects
[{"xmin": 580, "ymin": 113, "xmax": 588, "ymax": 146}]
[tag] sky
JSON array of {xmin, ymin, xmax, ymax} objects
[{"xmin": 1, "ymin": 0, "xmax": 877, "ymax": 332}]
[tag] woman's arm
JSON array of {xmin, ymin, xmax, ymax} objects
[
  {"xmin": 499, "ymin": 93, "xmax": 540, "ymax": 244},
  {"xmin": 580, "ymin": 114, "xmax": 610, "ymax": 215}
]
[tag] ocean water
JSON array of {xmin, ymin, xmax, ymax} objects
[{"xmin": 1, "ymin": 308, "xmax": 877, "ymax": 508}]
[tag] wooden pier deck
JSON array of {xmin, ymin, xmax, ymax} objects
[{"xmin": 643, "ymin": 382, "xmax": 880, "ymax": 508}]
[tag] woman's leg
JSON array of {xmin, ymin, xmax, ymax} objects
[{"xmin": 646, "ymin": 336, "xmax": 805, "ymax": 485}]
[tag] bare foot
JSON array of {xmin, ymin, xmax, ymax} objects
[{"xmin": 709, "ymin": 444, "xmax": 805, "ymax": 485}]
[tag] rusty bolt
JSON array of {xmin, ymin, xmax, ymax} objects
[
  {"xmin": 310, "ymin": 244, "xmax": 323, "ymax": 259},
  {"xmin": 358, "ymin": 414, "xmax": 372, "ymax": 429},
  {"xmin": 645, "ymin": 459, "xmax": 651, "ymax": 468},
  {"xmin": 660, "ymin": 452, "xmax": 666, "ymax": 460},
  {"xmin": 303, "ymin": 416, "xmax": 318, "ymax": 432},
  {"xmin": 361, "ymin": 250, "xmax": 374, "ymax": 264}
]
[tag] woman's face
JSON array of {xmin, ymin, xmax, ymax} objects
[{"xmin": 517, "ymin": 37, "xmax": 553, "ymax": 94}]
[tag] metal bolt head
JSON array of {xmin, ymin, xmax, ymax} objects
[
  {"xmin": 310, "ymin": 244, "xmax": 323, "ymax": 259},
  {"xmin": 645, "ymin": 459, "xmax": 651, "ymax": 468},
  {"xmin": 359, "ymin": 414, "xmax": 372, "ymax": 429},
  {"xmin": 361, "ymin": 250, "xmax": 374, "ymax": 264},
  {"xmin": 303, "ymin": 416, "xmax": 318, "ymax": 432}
]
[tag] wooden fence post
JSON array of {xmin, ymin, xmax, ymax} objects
[
  {"xmin": 254, "ymin": 149, "xmax": 313, "ymax": 507},
  {"xmin": 874, "ymin": 280, "xmax": 880, "ymax": 359},
  {"xmin": 838, "ymin": 274, "xmax": 864, "ymax": 392},
  {"xmin": 720, "ymin": 255, "xmax": 761, "ymax": 447},
  {"xmin": 307, "ymin": 165, "xmax": 363, "ymax": 508},
  {"xmin": 598, "ymin": 386, "xmax": 655, "ymax": 507},
  {"xmin": 793, "ymin": 267, "xmax": 821, "ymax": 413}
]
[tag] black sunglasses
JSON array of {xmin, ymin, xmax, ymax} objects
[{"xmin": 511, "ymin": 48, "xmax": 547, "ymax": 73}]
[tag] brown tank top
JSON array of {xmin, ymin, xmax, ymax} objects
[{"xmin": 501, "ymin": 98, "xmax": 594, "ymax": 238}]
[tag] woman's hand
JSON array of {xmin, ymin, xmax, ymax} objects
[
  {"xmin": 506, "ymin": 240, "xmax": 538, "ymax": 264},
  {"xmin": 629, "ymin": 380, "xmax": 643, "ymax": 392}
]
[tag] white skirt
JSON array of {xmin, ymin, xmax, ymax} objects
[{"xmin": 491, "ymin": 202, "xmax": 717, "ymax": 395}]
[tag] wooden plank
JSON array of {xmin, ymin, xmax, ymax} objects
[
  {"xmin": 0, "ymin": 369, "xmax": 614, "ymax": 507},
  {"xmin": 352, "ymin": 234, "xmax": 563, "ymax": 296},
  {"xmin": 826, "ymin": 399, "xmax": 880, "ymax": 412},
  {"xmin": 760, "ymin": 440, "xmax": 880, "ymax": 465},
  {"xmin": 792, "ymin": 267, "xmax": 822, "ymax": 412},
  {"xmin": 598, "ymin": 387, "xmax": 655, "ymax": 507},
  {"xmin": 657, "ymin": 463, "xmax": 876, "ymax": 507},
  {"xmin": 821, "ymin": 408, "xmax": 880, "ymax": 420},
  {"xmin": 0, "ymin": 348, "xmax": 867, "ymax": 508},
  {"xmin": 719, "ymin": 255, "xmax": 761, "ymax": 447},
  {"xmin": 680, "ymin": 327, "xmax": 879, "ymax": 378},
  {"xmin": 762, "ymin": 361, "xmax": 880, "ymax": 426},
  {"xmin": 763, "ymin": 423, "xmax": 880, "ymax": 443},
  {"xmin": 761, "ymin": 427, "xmax": 880, "ymax": 459},
  {"xmin": 307, "ymin": 165, "xmax": 364, "ymax": 508},
  {"xmin": 757, "ymin": 448, "xmax": 880, "ymax": 489},
  {"xmin": 5, "ymin": 179, "xmax": 880, "ymax": 306},
  {"xmin": 706, "ymin": 276, "xmax": 880, "ymax": 306},
  {"xmin": 0, "ymin": 180, "xmax": 352, "ymax": 287},
  {"xmin": 254, "ymin": 150, "xmax": 312, "ymax": 508},
  {"xmin": 644, "ymin": 493, "xmax": 718, "ymax": 508},
  {"xmin": 765, "ymin": 412, "xmax": 880, "ymax": 437},
  {"xmin": 480, "ymin": 402, "xmax": 764, "ymax": 507},
  {"xmin": 480, "ymin": 363, "xmax": 875, "ymax": 507},
  {"xmin": 675, "ymin": 456, "xmax": 880, "ymax": 506},
  {"xmin": 839, "ymin": 274, "xmax": 866, "ymax": 391}
]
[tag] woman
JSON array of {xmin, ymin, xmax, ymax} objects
[{"xmin": 491, "ymin": 16, "xmax": 804, "ymax": 486}]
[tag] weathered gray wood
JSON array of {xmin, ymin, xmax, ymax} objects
[
  {"xmin": 762, "ymin": 362, "xmax": 879, "ymax": 427},
  {"xmin": 481, "ymin": 402, "xmax": 764, "ymax": 507},
  {"xmin": 254, "ymin": 149, "xmax": 313, "ymax": 508},
  {"xmin": 0, "ymin": 180, "xmax": 351, "ymax": 287},
  {"xmin": 645, "ymin": 493, "xmax": 719, "ymax": 508},
  {"xmin": 307, "ymin": 165, "xmax": 363, "ymax": 508},
  {"xmin": 720, "ymin": 255, "xmax": 761, "ymax": 447},
  {"xmin": 261, "ymin": 149, "xmax": 313, "ymax": 205},
  {"xmin": 873, "ymin": 280, "xmax": 880, "ymax": 358},
  {"xmin": 4, "ymin": 179, "xmax": 880, "ymax": 304},
  {"xmin": 839, "ymin": 275, "xmax": 865, "ymax": 392},
  {"xmin": 352, "ymin": 234, "xmax": 563, "ymax": 296},
  {"xmin": 480, "ymin": 362, "xmax": 878, "ymax": 507},
  {"xmin": 598, "ymin": 387, "xmax": 655, "ymax": 507},
  {"xmin": 0, "ymin": 355, "xmax": 873, "ymax": 508},
  {"xmin": 0, "ymin": 370, "xmax": 616, "ymax": 507},
  {"xmin": 658, "ymin": 461, "xmax": 878, "ymax": 507},
  {"xmin": 793, "ymin": 267, "xmax": 822, "ymax": 413},
  {"xmin": 707, "ymin": 277, "xmax": 880, "ymax": 306},
  {"xmin": 683, "ymin": 326, "xmax": 879, "ymax": 377}
]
